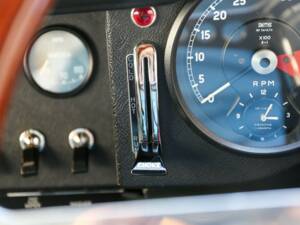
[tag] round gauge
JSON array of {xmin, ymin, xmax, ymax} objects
[
  {"xmin": 25, "ymin": 28, "xmax": 93, "ymax": 96},
  {"xmin": 165, "ymin": 0, "xmax": 300, "ymax": 154}
]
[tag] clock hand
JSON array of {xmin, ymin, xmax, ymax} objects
[
  {"xmin": 263, "ymin": 104, "xmax": 273, "ymax": 118},
  {"xmin": 265, "ymin": 116, "xmax": 279, "ymax": 121}
]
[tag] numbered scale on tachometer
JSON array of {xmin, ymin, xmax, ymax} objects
[{"xmin": 166, "ymin": 0, "xmax": 300, "ymax": 153}]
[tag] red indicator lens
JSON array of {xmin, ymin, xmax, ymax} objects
[{"xmin": 131, "ymin": 7, "xmax": 157, "ymax": 28}]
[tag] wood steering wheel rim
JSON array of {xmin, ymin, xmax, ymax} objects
[{"xmin": 0, "ymin": 0, "xmax": 53, "ymax": 138}]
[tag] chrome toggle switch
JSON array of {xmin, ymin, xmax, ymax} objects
[
  {"xmin": 127, "ymin": 43, "xmax": 167, "ymax": 176},
  {"xmin": 19, "ymin": 129, "xmax": 45, "ymax": 176},
  {"xmin": 69, "ymin": 128, "xmax": 94, "ymax": 174}
]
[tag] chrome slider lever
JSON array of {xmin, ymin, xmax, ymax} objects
[
  {"xmin": 127, "ymin": 43, "xmax": 167, "ymax": 176},
  {"xmin": 147, "ymin": 45, "xmax": 160, "ymax": 154},
  {"xmin": 134, "ymin": 44, "xmax": 150, "ymax": 154}
]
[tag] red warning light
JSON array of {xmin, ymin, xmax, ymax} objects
[{"xmin": 131, "ymin": 7, "xmax": 157, "ymax": 28}]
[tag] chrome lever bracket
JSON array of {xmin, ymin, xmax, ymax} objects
[{"xmin": 126, "ymin": 43, "xmax": 167, "ymax": 176}]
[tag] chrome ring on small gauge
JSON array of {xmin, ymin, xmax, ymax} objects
[{"xmin": 24, "ymin": 27, "xmax": 94, "ymax": 96}]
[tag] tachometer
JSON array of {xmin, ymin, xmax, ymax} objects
[{"xmin": 165, "ymin": 0, "xmax": 300, "ymax": 153}]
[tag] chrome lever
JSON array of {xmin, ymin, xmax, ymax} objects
[
  {"xmin": 146, "ymin": 45, "xmax": 160, "ymax": 153},
  {"xmin": 134, "ymin": 44, "xmax": 150, "ymax": 153},
  {"xmin": 127, "ymin": 43, "xmax": 167, "ymax": 176}
]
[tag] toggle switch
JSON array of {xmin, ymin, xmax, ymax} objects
[
  {"xmin": 19, "ymin": 129, "xmax": 45, "ymax": 176},
  {"xmin": 68, "ymin": 128, "xmax": 94, "ymax": 174}
]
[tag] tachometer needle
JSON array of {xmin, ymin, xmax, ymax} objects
[
  {"xmin": 201, "ymin": 82, "xmax": 231, "ymax": 104},
  {"xmin": 200, "ymin": 67, "xmax": 252, "ymax": 104}
]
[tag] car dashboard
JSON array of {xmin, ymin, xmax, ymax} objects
[{"xmin": 1, "ymin": 0, "xmax": 300, "ymax": 209}]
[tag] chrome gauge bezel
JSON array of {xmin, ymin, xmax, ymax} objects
[
  {"xmin": 165, "ymin": 0, "xmax": 300, "ymax": 155},
  {"xmin": 24, "ymin": 26, "xmax": 94, "ymax": 97}
]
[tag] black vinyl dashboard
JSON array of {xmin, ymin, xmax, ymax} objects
[
  {"xmin": 2, "ymin": 0, "xmax": 300, "ymax": 208},
  {"xmin": 54, "ymin": 0, "xmax": 178, "ymax": 12}
]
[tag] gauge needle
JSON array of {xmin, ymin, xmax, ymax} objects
[
  {"xmin": 201, "ymin": 82, "xmax": 231, "ymax": 104},
  {"xmin": 39, "ymin": 59, "xmax": 49, "ymax": 75},
  {"xmin": 201, "ymin": 67, "xmax": 252, "ymax": 104},
  {"xmin": 277, "ymin": 50, "xmax": 300, "ymax": 78}
]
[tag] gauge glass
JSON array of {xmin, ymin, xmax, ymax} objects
[
  {"xmin": 25, "ymin": 29, "xmax": 93, "ymax": 95},
  {"xmin": 167, "ymin": 0, "xmax": 300, "ymax": 153}
]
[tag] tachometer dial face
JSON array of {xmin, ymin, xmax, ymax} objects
[{"xmin": 166, "ymin": 0, "xmax": 300, "ymax": 153}]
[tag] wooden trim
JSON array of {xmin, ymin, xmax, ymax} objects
[{"xmin": 0, "ymin": 0, "xmax": 54, "ymax": 140}]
